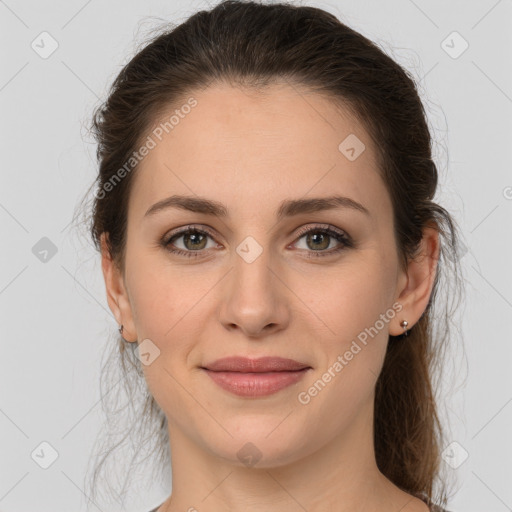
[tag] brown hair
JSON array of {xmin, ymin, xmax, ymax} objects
[{"xmin": 77, "ymin": 1, "xmax": 465, "ymax": 509}]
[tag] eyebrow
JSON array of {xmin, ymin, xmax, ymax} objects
[{"xmin": 144, "ymin": 194, "xmax": 370, "ymax": 221}]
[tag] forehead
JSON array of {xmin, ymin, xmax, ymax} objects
[{"xmin": 128, "ymin": 81, "xmax": 390, "ymax": 227}]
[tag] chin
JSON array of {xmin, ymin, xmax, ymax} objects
[{"xmin": 203, "ymin": 426, "xmax": 309, "ymax": 469}]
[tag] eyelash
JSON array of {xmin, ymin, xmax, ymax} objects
[{"xmin": 161, "ymin": 223, "xmax": 353, "ymax": 259}]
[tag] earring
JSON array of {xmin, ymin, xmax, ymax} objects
[
  {"xmin": 400, "ymin": 320, "xmax": 409, "ymax": 337},
  {"xmin": 119, "ymin": 324, "xmax": 130, "ymax": 342}
]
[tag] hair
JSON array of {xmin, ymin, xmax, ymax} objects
[{"xmin": 76, "ymin": 1, "xmax": 466, "ymax": 509}]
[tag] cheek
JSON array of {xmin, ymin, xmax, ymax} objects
[
  {"xmin": 125, "ymin": 246, "xmax": 186, "ymax": 328},
  {"xmin": 301, "ymin": 259, "xmax": 396, "ymax": 401},
  {"xmin": 127, "ymin": 271, "xmax": 174, "ymax": 335},
  {"xmin": 127, "ymin": 261, "xmax": 202, "ymax": 412},
  {"xmin": 299, "ymin": 267, "xmax": 394, "ymax": 417},
  {"xmin": 125, "ymin": 254, "xmax": 213, "ymax": 362},
  {"xmin": 121, "ymin": 245, "xmax": 207, "ymax": 418},
  {"xmin": 300, "ymin": 259, "xmax": 393, "ymax": 340}
]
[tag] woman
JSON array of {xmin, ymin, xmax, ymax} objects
[{"xmin": 82, "ymin": 1, "xmax": 464, "ymax": 511}]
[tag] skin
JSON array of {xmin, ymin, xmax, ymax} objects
[{"xmin": 101, "ymin": 82, "xmax": 439, "ymax": 512}]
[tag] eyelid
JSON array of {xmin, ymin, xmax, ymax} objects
[
  {"xmin": 164, "ymin": 222, "xmax": 349, "ymax": 242},
  {"xmin": 163, "ymin": 224, "xmax": 220, "ymax": 246},
  {"xmin": 291, "ymin": 222, "xmax": 349, "ymax": 242}
]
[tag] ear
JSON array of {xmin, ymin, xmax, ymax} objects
[
  {"xmin": 100, "ymin": 232, "xmax": 138, "ymax": 343},
  {"xmin": 390, "ymin": 225, "xmax": 440, "ymax": 336}
]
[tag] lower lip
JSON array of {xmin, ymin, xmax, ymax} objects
[{"xmin": 202, "ymin": 368, "xmax": 310, "ymax": 397}]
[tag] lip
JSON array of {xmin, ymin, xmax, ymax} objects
[
  {"xmin": 200, "ymin": 357, "xmax": 312, "ymax": 397},
  {"xmin": 202, "ymin": 356, "xmax": 310, "ymax": 372}
]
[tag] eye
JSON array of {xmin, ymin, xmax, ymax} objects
[
  {"xmin": 291, "ymin": 224, "xmax": 353, "ymax": 258},
  {"xmin": 162, "ymin": 225, "xmax": 218, "ymax": 258},
  {"xmin": 161, "ymin": 223, "xmax": 353, "ymax": 259}
]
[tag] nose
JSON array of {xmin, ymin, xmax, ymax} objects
[{"xmin": 218, "ymin": 248, "xmax": 290, "ymax": 339}]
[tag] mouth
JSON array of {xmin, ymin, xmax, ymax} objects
[
  {"xmin": 201, "ymin": 356, "xmax": 311, "ymax": 372},
  {"xmin": 200, "ymin": 356, "xmax": 312, "ymax": 397}
]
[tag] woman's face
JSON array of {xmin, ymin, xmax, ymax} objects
[{"xmin": 104, "ymin": 82, "xmax": 413, "ymax": 468}]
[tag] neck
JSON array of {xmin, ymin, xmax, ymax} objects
[{"xmin": 158, "ymin": 398, "xmax": 424, "ymax": 512}]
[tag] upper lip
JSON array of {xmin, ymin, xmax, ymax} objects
[{"xmin": 201, "ymin": 356, "xmax": 311, "ymax": 372}]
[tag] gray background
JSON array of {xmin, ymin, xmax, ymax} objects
[{"xmin": 1, "ymin": 1, "xmax": 511, "ymax": 511}]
